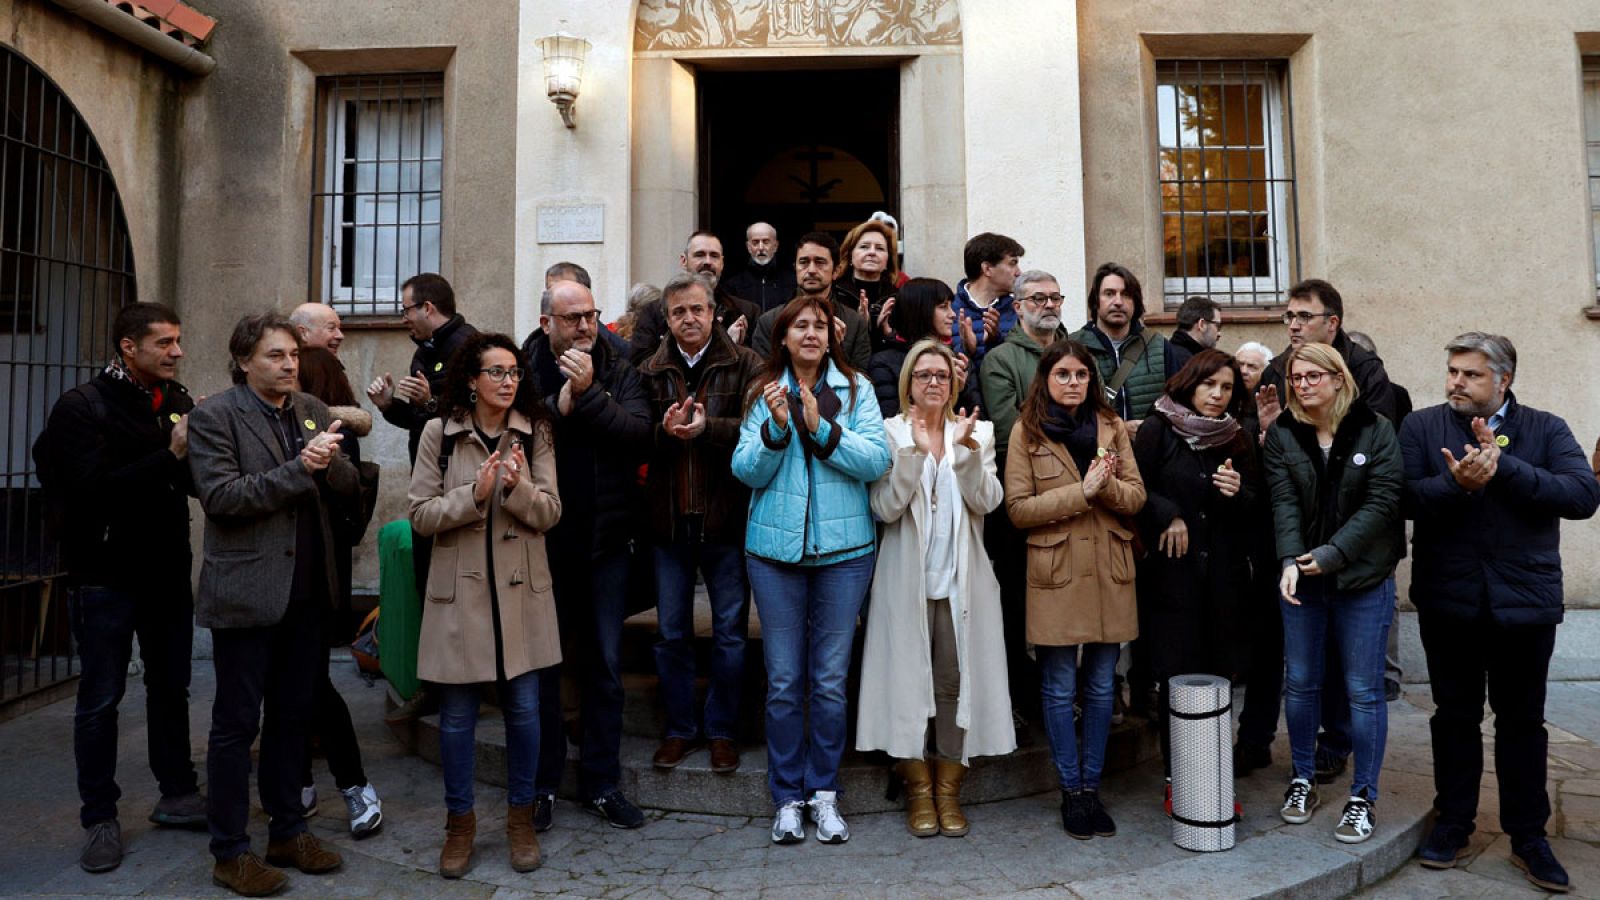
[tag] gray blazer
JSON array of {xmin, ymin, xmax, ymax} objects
[{"xmin": 188, "ymin": 384, "xmax": 358, "ymax": 629}]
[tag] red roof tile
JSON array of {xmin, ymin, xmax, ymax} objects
[{"xmin": 105, "ymin": 0, "xmax": 216, "ymax": 47}]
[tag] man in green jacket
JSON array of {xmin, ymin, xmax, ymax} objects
[{"xmin": 1068, "ymin": 263, "xmax": 1192, "ymax": 440}]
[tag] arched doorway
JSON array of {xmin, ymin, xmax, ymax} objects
[{"xmin": 0, "ymin": 45, "xmax": 137, "ymax": 703}]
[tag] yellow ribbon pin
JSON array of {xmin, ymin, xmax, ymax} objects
[
  {"xmin": 304, "ymin": 419, "xmax": 317, "ymax": 431},
  {"xmin": 169, "ymin": 413, "xmax": 181, "ymax": 424},
  {"xmin": 434, "ymin": 362, "xmax": 443, "ymax": 372},
  {"xmin": 1495, "ymin": 434, "xmax": 1509, "ymax": 448}
]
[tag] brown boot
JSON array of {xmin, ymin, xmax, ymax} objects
[
  {"xmin": 439, "ymin": 809, "xmax": 476, "ymax": 879},
  {"xmin": 212, "ymin": 851, "xmax": 287, "ymax": 897},
  {"xmin": 892, "ymin": 758, "xmax": 939, "ymax": 837},
  {"xmin": 264, "ymin": 832, "xmax": 342, "ymax": 874},
  {"xmin": 507, "ymin": 803, "xmax": 542, "ymax": 873},
  {"xmin": 931, "ymin": 758, "xmax": 969, "ymax": 837}
]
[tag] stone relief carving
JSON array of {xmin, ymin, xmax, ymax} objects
[{"xmin": 635, "ymin": 0, "xmax": 960, "ymax": 51}]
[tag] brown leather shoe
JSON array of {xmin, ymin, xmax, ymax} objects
[
  {"xmin": 507, "ymin": 803, "xmax": 542, "ymax": 872},
  {"xmin": 264, "ymin": 832, "xmax": 342, "ymax": 874},
  {"xmin": 708, "ymin": 739, "xmax": 740, "ymax": 774},
  {"xmin": 931, "ymin": 758, "xmax": 970, "ymax": 837},
  {"xmin": 212, "ymin": 851, "xmax": 287, "ymax": 897},
  {"xmin": 439, "ymin": 809, "xmax": 475, "ymax": 878},
  {"xmin": 893, "ymin": 759, "xmax": 939, "ymax": 837},
  {"xmin": 652, "ymin": 736, "xmax": 698, "ymax": 770}
]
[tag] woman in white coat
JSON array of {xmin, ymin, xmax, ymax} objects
[{"xmin": 857, "ymin": 338, "xmax": 1015, "ymax": 838}]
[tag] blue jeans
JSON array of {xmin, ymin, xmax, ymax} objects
[
  {"xmin": 1038, "ymin": 643, "xmax": 1120, "ymax": 792},
  {"xmin": 536, "ymin": 546, "xmax": 629, "ymax": 800},
  {"xmin": 69, "ymin": 583, "xmax": 198, "ymax": 828},
  {"xmin": 747, "ymin": 552, "xmax": 874, "ymax": 805},
  {"xmin": 438, "ymin": 670, "xmax": 540, "ymax": 813},
  {"xmin": 1280, "ymin": 578, "xmax": 1394, "ymax": 802},
  {"xmin": 654, "ymin": 528, "xmax": 749, "ymax": 741}
]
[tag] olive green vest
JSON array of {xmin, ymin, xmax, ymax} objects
[{"xmin": 1067, "ymin": 325, "xmax": 1169, "ymax": 421}]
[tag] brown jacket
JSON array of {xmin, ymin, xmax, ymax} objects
[
  {"xmin": 1005, "ymin": 411, "xmax": 1146, "ymax": 647},
  {"xmin": 409, "ymin": 412, "xmax": 563, "ymax": 684}
]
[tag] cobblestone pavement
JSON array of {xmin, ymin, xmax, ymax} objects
[{"xmin": 1, "ymin": 656, "xmax": 1596, "ymax": 897}]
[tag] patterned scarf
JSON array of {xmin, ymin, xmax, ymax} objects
[
  {"xmin": 1154, "ymin": 394, "xmax": 1239, "ymax": 450},
  {"xmin": 105, "ymin": 356, "xmax": 162, "ymax": 411}
]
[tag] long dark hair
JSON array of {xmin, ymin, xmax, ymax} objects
[
  {"xmin": 1166, "ymin": 348, "xmax": 1250, "ymax": 419},
  {"xmin": 439, "ymin": 332, "xmax": 550, "ymax": 425},
  {"xmin": 1086, "ymin": 262, "xmax": 1145, "ymax": 323},
  {"xmin": 889, "ymin": 277, "xmax": 954, "ymax": 346},
  {"xmin": 1017, "ymin": 340, "xmax": 1113, "ymax": 449},
  {"xmin": 745, "ymin": 295, "xmax": 859, "ymax": 413}
]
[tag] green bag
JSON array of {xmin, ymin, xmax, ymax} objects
[{"xmin": 376, "ymin": 519, "xmax": 423, "ymax": 701}]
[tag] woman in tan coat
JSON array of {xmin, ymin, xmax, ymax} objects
[
  {"xmin": 409, "ymin": 332, "xmax": 561, "ymax": 878},
  {"xmin": 1005, "ymin": 339, "xmax": 1144, "ymax": 841},
  {"xmin": 857, "ymin": 339, "xmax": 1013, "ymax": 839}
]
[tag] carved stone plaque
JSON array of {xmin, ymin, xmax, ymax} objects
[
  {"xmin": 636, "ymin": 0, "xmax": 961, "ymax": 52},
  {"xmin": 536, "ymin": 203, "xmax": 605, "ymax": 244}
]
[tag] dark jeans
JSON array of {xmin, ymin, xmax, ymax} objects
[
  {"xmin": 69, "ymin": 584, "xmax": 198, "ymax": 828},
  {"xmin": 439, "ymin": 671, "xmax": 540, "ymax": 813},
  {"xmin": 207, "ymin": 594, "xmax": 322, "ymax": 860},
  {"xmin": 1038, "ymin": 643, "xmax": 1120, "ymax": 792},
  {"xmin": 983, "ymin": 504, "xmax": 1037, "ymax": 715},
  {"xmin": 536, "ymin": 546, "xmax": 630, "ymax": 800},
  {"xmin": 653, "ymin": 524, "xmax": 749, "ymax": 741},
  {"xmin": 1419, "ymin": 610, "xmax": 1556, "ymax": 841},
  {"xmin": 300, "ymin": 646, "xmax": 368, "ymax": 792}
]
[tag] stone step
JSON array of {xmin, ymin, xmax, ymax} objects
[{"xmin": 388, "ymin": 685, "xmax": 1160, "ymax": 816}]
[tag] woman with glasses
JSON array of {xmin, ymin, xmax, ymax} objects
[
  {"xmin": 839, "ymin": 219, "xmax": 901, "ymax": 347},
  {"xmin": 1264, "ymin": 342, "xmax": 1403, "ymax": 844},
  {"xmin": 857, "ymin": 339, "xmax": 1012, "ymax": 839},
  {"xmin": 1005, "ymin": 340, "xmax": 1145, "ymax": 840},
  {"xmin": 1130, "ymin": 349, "xmax": 1260, "ymax": 811},
  {"xmin": 409, "ymin": 332, "xmax": 561, "ymax": 877},
  {"xmin": 733, "ymin": 295, "xmax": 890, "ymax": 846},
  {"xmin": 867, "ymin": 278, "xmax": 982, "ymax": 418}
]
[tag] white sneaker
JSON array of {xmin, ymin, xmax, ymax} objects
[
  {"xmin": 770, "ymin": 800, "xmax": 805, "ymax": 844},
  {"xmin": 1334, "ymin": 797, "xmax": 1375, "ymax": 844},
  {"xmin": 343, "ymin": 783, "xmax": 383, "ymax": 838},
  {"xmin": 1280, "ymin": 777, "xmax": 1319, "ymax": 825},
  {"xmin": 807, "ymin": 790, "xmax": 849, "ymax": 844},
  {"xmin": 300, "ymin": 784, "xmax": 318, "ymax": 818}
]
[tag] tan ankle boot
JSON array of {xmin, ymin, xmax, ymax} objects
[
  {"xmin": 507, "ymin": 803, "xmax": 542, "ymax": 872},
  {"xmin": 892, "ymin": 758, "xmax": 938, "ymax": 837},
  {"xmin": 439, "ymin": 809, "xmax": 475, "ymax": 878},
  {"xmin": 931, "ymin": 758, "xmax": 969, "ymax": 837}
]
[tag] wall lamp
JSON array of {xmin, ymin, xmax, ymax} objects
[{"xmin": 538, "ymin": 33, "xmax": 590, "ymax": 128}]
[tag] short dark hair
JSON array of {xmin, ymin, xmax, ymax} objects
[
  {"xmin": 544, "ymin": 261, "xmax": 591, "ymax": 288},
  {"xmin": 402, "ymin": 272, "xmax": 456, "ymax": 318},
  {"xmin": 1288, "ymin": 278, "xmax": 1343, "ymax": 320},
  {"xmin": 795, "ymin": 231, "xmax": 840, "ymax": 266},
  {"xmin": 1165, "ymin": 348, "xmax": 1247, "ymax": 418},
  {"xmin": 1175, "ymin": 296, "xmax": 1221, "ymax": 331},
  {"xmin": 227, "ymin": 312, "xmax": 299, "ymax": 385},
  {"xmin": 962, "ymin": 232, "xmax": 1025, "ymax": 281},
  {"xmin": 684, "ymin": 230, "xmax": 722, "ymax": 254},
  {"xmin": 112, "ymin": 302, "xmax": 181, "ymax": 348},
  {"xmin": 890, "ymin": 277, "xmax": 955, "ymax": 345},
  {"xmin": 1087, "ymin": 262, "xmax": 1146, "ymax": 322}
]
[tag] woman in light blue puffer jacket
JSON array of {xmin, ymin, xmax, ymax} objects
[{"xmin": 733, "ymin": 294, "xmax": 890, "ymax": 847}]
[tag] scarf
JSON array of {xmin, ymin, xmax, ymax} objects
[
  {"xmin": 105, "ymin": 356, "xmax": 162, "ymax": 411},
  {"xmin": 1041, "ymin": 401, "xmax": 1099, "ymax": 475},
  {"xmin": 1154, "ymin": 394, "xmax": 1239, "ymax": 450}
]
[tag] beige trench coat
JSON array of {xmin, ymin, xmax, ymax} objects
[
  {"xmin": 409, "ymin": 413, "xmax": 562, "ymax": 684},
  {"xmin": 1005, "ymin": 411, "xmax": 1146, "ymax": 647},
  {"xmin": 856, "ymin": 416, "xmax": 1016, "ymax": 764}
]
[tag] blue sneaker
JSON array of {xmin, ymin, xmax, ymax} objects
[
  {"xmin": 1510, "ymin": 838, "xmax": 1570, "ymax": 893},
  {"xmin": 1417, "ymin": 821, "xmax": 1471, "ymax": 869}
]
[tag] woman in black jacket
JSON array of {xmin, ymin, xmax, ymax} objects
[
  {"xmin": 867, "ymin": 278, "xmax": 981, "ymax": 418},
  {"xmin": 1132, "ymin": 350, "xmax": 1259, "ymax": 813},
  {"xmin": 1263, "ymin": 342, "xmax": 1404, "ymax": 845}
]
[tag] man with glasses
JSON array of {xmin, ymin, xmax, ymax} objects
[
  {"xmin": 1170, "ymin": 295, "xmax": 1223, "ymax": 355},
  {"xmin": 524, "ymin": 279, "xmax": 653, "ymax": 831},
  {"xmin": 637, "ymin": 273, "xmax": 762, "ymax": 775},
  {"xmin": 366, "ymin": 272, "xmax": 479, "ymax": 464}
]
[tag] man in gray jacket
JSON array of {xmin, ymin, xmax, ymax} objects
[{"xmin": 188, "ymin": 312, "xmax": 357, "ymax": 896}]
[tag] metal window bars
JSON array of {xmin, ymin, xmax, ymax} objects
[
  {"xmin": 0, "ymin": 46, "xmax": 135, "ymax": 706},
  {"xmin": 308, "ymin": 73, "xmax": 444, "ymax": 317},
  {"xmin": 1156, "ymin": 59, "xmax": 1300, "ymax": 309}
]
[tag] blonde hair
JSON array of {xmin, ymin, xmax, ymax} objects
[
  {"xmin": 1285, "ymin": 342, "xmax": 1360, "ymax": 429},
  {"xmin": 897, "ymin": 338, "xmax": 958, "ymax": 421}
]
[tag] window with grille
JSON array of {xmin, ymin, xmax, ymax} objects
[
  {"xmin": 1156, "ymin": 60, "xmax": 1299, "ymax": 308},
  {"xmin": 310, "ymin": 73, "xmax": 443, "ymax": 316},
  {"xmin": 1585, "ymin": 61, "xmax": 1600, "ymax": 299}
]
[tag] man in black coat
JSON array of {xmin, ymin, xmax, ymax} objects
[
  {"xmin": 1169, "ymin": 295, "xmax": 1222, "ymax": 356},
  {"xmin": 365, "ymin": 272, "xmax": 479, "ymax": 465},
  {"xmin": 628, "ymin": 232, "xmax": 760, "ymax": 365},
  {"xmin": 722, "ymin": 221, "xmax": 796, "ymax": 313},
  {"xmin": 525, "ymin": 279, "xmax": 653, "ymax": 830},
  {"xmin": 43, "ymin": 303, "xmax": 204, "ymax": 873},
  {"xmin": 1400, "ymin": 332, "xmax": 1599, "ymax": 890}
]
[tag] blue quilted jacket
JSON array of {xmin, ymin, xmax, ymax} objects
[{"xmin": 733, "ymin": 361, "xmax": 890, "ymax": 565}]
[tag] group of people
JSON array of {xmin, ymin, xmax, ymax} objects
[{"xmin": 45, "ymin": 217, "xmax": 1600, "ymax": 897}]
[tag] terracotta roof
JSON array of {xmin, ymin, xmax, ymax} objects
[{"xmin": 107, "ymin": 0, "xmax": 216, "ymax": 48}]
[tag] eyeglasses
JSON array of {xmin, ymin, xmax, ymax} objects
[
  {"xmin": 912, "ymin": 371, "xmax": 952, "ymax": 385},
  {"xmin": 478, "ymin": 366, "xmax": 525, "ymax": 383},
  {"xmin": 1287, "ymin": 370, "xmax": 1334, "ymax": 387},
  {"xmin": 399, "ymin": 301, "xmax": 425, "ymax": 317},
  {"xmin": 1050, "ymin": 369, "xmax": 1093, "ymax": 385},
  {"xmin": 1021, "ymin": 293, "xmax": 1065, "ymax": 308},
  {"xmin": 551, "ymin": 310, "xmax": 599, "ymax": 327},
  {"xmin": 1282, "ymin": 311, "xmax": 1332, "ymax": 325}
]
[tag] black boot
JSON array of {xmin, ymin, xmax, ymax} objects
[{"xmin": 1060, "ymin": 789, "xmax": 1092, "ymax": 840}]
